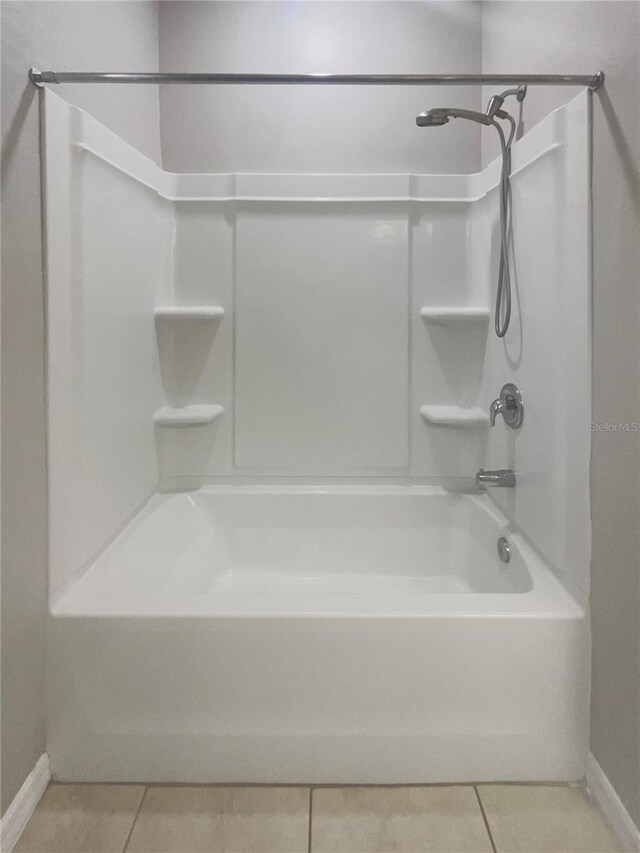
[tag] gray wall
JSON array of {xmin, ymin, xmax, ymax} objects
[
  {"xmin": 158, "ymin": 1, "xmax": 482, "ymax": 173},
  {"xmin": 1, "ymin": 0, "xmax": 160, "ymax": 814},
  {"xmin": 482, "ymin": 0, "xmax": 640, "ymax": 825}
]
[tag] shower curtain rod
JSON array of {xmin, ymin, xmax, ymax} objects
[{"xmin": 29, "ymin": 69, "xmax": 604, "ymax": 89}]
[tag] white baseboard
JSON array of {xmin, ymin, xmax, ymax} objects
[
  {"xmin": 586, "ymin": 752, "xmax": 640, "ymax": 852},
  {"xmin": 1, "ymin": 754, "xmax": 50, "ymax": 853}
]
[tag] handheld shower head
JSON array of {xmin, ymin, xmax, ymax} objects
[
  {"xmin": 416, "ymin": 107, "xmax": 493, "ymax": 128},
  {"xmin": 416, "ymin": 110, "xmax": 450, "ymax": 127},
  {"xmin": 417, "ymin": 86, "xmax": 527, "ymax": 130}
]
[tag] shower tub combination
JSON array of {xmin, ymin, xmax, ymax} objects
[
  {"xmin": 49, "ymin": 486, "xmax": 587, "ymax": 783},
  {"xmin": 43, "ymin": 84, "xmax": 591, "ymax": 785}
]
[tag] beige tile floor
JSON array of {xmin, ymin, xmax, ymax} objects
[{"xmin": 14, "ymin": 782, "xmax": 622, "ymax": 853}]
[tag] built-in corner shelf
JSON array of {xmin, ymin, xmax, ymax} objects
[
  {"xmin": 154, "ymin": 306, "xmax": 225, "ymax": 322},
  {"xmin": 420, "ymin": 307, "xmax": 489, "ymax": 326},
  {"xmin": 154, "ymin": 404, "xmax": 224, "ymax": 427},
  {"xmin": 420, "ymin": 405, "xmax": 489, "ymax": 428}
]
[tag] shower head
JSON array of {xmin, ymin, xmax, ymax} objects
[
  {"xmin": 416, "ymin": 107, "xmax": 493, "ymax": 128},
  {"xmin": 416, "ymin": 109, "xmax": 450, "ymax": 127},
  {"xmin": 417, "ymin": 87, "xmax": 526, "ymax": 129}
]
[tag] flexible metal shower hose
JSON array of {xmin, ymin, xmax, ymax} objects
[{"xmin": 493, "ymin": 113, "xmax": 517, "ymax": 338}]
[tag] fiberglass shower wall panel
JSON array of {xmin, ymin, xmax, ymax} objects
[
  {"xmin": 157, "ymin": 174, "xmax": 490, "ymax": 481},
  {"xmin": 233, "ymin": 201, "xmax": 409, "ymax": 475},
  {"xmin": 155, "ymin": 201, "xmax": 234, "ymax": 479},
  {"xmin": 410, "ymin": 201, "xmax": 490, "ymax": 477},
  {"xmin": 481, "ymin": 91, "xmax": 591, "ymax": 601},
  {"xmin": 44, "ymin": 90, "xmax": 170, "ymax": 594}
]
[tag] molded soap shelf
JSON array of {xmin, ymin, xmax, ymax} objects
[
  {"xmin": 420, "ymin": 307, "xmax": 489, "ymax": 326},
  {"xmin": 420, "ymin": 405, "xmax": 489, "ymax": 427},
  {"xmin": 154, "ymin": 306, "xmax": 225, "ymax": 321},
  {"xmin": 154, "ymin": 405, "xmax": 224, "ymax": 427}
]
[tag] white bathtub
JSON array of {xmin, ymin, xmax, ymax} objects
[{"xmin": 48, "ymin": 486, "xmax": 589, "ymax": 783}]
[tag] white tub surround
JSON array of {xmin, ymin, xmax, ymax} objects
[
  {"xmin": 43, "ymin": 89, "xmax": 591, "ymax": 785},
  {"xmin": 44, "ymin": 88, "xmax": 591, "ymax": 592},
  {"xmin": 49, "ymin": 487, "xmax": 588, "ymax": 783}
]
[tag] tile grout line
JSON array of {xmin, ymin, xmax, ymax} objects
[
  {"xmin": 122, "ymin": 786, "xmax": 148, "ymax": 853},
  {"xmin": 474, "ymin": 786, "xmax": 497, "ymax": 853},
  {"xmin": 307, "ymin": 787, "xmax": 314, "ymax": 853}
]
